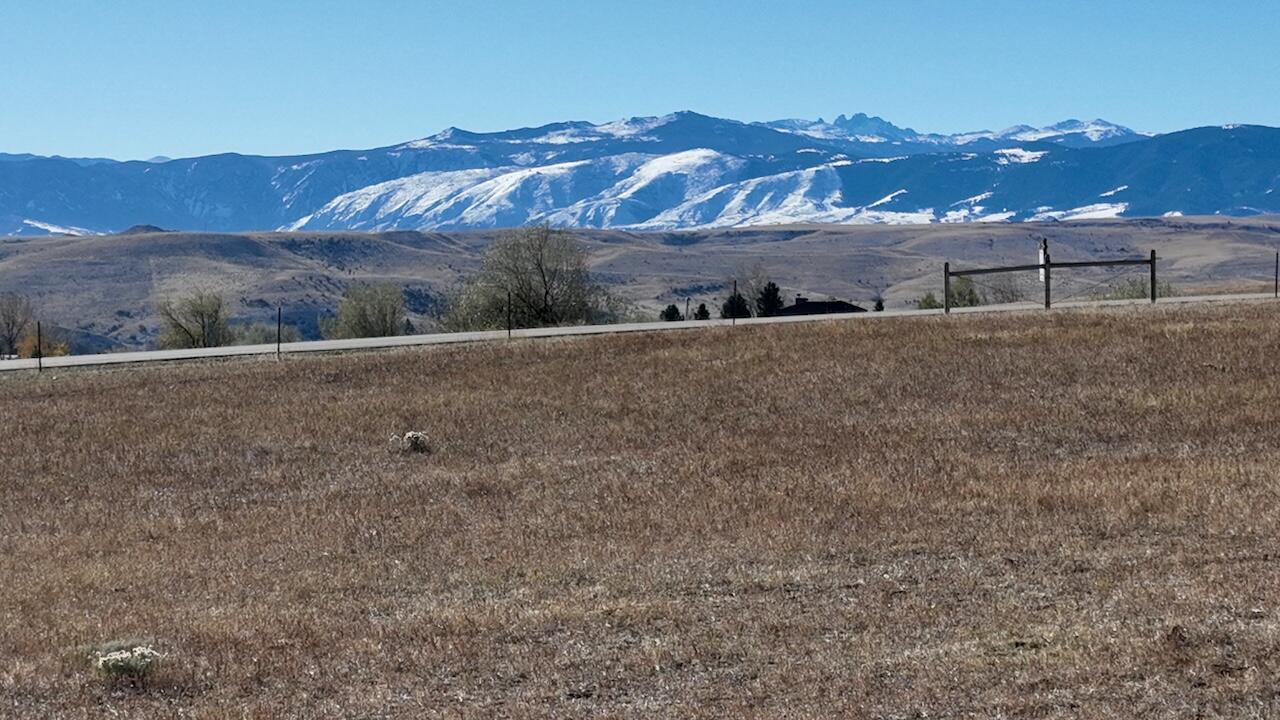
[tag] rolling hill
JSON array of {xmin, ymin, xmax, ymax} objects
[{"xmin": 5, "ymin": 217, "xmax": 1280, "ymax": 350}]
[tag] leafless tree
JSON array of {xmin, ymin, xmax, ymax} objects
[
  {"xmin": 158, "ymin": 292, "xmax": 235, "ymax": 348},
  {"xmin": 0, "ymin": 292, "xmax": 34, "ymax": 357},
  {"xmin": 445, "ymin": 225, "xmax": 624, "ymax": 330}
]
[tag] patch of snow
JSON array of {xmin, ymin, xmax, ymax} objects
[
  {"xmin": 866, "ymin": 189, "xmax": 907, "ymax": 209},
  {"xmin": 994, "ymin": 148, "xmax": 1048, "ymax": 165},
  {"xmin": 856, "ymin": 156, "xmax": 907, "ymax": 164},
  {"xmin": 1029, "ymin": 203, "xmax": 1129, "ymax": 222},
  {"xmin": 21, "ymin": 219, "xmax": 96, "ymax": 236},
  {"xmin": 1099, "ymin": 185, "xmax": 1129, "ymax": 198},
  {"xmin": 1163, "ymin": 210, "xmax": 1184, "ymax": 217},
  {"xmin": 950, "ymin": 192, "xmax": 993, "ymax": 207}
]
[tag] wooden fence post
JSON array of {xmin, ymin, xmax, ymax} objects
[
  {"xmin": 1043, "ymin": 252, "xmax": 1051, "ymax": 309},
  {"xmin": 1150, "ymin": 250, "xmax": 1157, "ymax": 303},
  {"xmin": 943, "ymin": 263, "xmax": 951, "ymax": 314},
  {"xmin": 36, "ymin": 321, "xmax": 42, "ymax": 372}
]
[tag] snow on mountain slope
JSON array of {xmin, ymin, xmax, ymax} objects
[
  {"xmin": 294, "ymin": 154, "xmax": 660, "ymax": 231},
  {"xmin": 539, "ymin": 149, "xmax": 749, "ymax": 227},
  {"xmin": 632, "ymin": 164, "xmax": 932, "ymax": 229}
]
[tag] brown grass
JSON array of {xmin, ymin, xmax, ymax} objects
[{"xmin": 3, "ymin": 303, "xmax": 1280, "ymax": 717}]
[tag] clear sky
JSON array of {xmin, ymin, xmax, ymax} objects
[{"xmin": 3, "ymin": 0, "xmax": 1277, "ymax": 160}]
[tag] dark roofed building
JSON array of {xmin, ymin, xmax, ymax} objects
[{"xmin": 776, "ymin": 296, "xmax": 866, "ymax": 316}]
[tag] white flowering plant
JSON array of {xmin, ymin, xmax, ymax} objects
[{"xmin": 85, "ymin": 640, "xmax": 163, "ymax": 682}]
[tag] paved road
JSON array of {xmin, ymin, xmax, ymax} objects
[{"xmin": 1, "ymin": 292, "xmax": 1274, "ymax": 373}]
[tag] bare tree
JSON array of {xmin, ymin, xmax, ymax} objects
[
  {"xmin": 0, "ymin": 293, "xmax": 34, "ymax": 357},
  {"xmin": 444, "ymin": 225, "xmax": 624, "ymax": 330},
  {"xmin": 158, "ymin": 292, "xmax": 236, "ymax": 348},
  {"xmin": 322, "ymin": 283, "xmax": 406, "ymax": 339}
]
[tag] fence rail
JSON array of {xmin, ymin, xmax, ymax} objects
[{"xmin": 944, "ymin": 250, "xmax": 1159, "ymax": 313}]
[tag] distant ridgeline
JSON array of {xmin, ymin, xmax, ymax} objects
[{"xmin": 1, "ymin": 112, "xmax": 1278, "ymax": 236}]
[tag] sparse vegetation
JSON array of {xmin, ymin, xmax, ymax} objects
[
  {"xmin": 322, "ymin": 283, "xmax": 406, "ymax": 339},
  {"xmin": 1092, "ymin": 277, "xmax": 1180, "ymax": 300},
  {"xmin": 4, "ymin": 303, "xmax": 1280, "ymax": 716},
  {"xmin": 234, "ymin": 322, "xmax": 302, "ymax": 345}
]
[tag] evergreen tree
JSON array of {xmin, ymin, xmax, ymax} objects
[
  {"xmin": 720, "ymin": 292, "xmax": 751, "ymax": 319},
  {"xmin": 692, "ymin": 303, "xmax": 711, "ymax": 321},
  {"xmin": 755, "ymin": 281, "xmax": 785, "ymax": 317},
  {"xmin": 659, "ymin": 304, "xmax": 684, "ymax": 321}
]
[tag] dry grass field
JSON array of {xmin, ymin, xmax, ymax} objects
[{"xmin": 3, "ymin": 302, "xmax": 1280, "ymax": 717}]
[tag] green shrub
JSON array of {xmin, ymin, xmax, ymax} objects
[{"xmin": 917, "ymin": 292, "xmax": 943, "ymax": 310}]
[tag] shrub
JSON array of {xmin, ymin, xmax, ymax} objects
[
  {"xmin": 390, "ymin": 431, "xmax": 430, "ymax": 454},
  {"xmin": 323, "ymin": 283, "xmax": 406, "ymax": 339},
  {"xmin": 1091, "ymin": 277, "xmax": 1179, "ymax": 301},
  {"xmin": 948, "ymin": 277, "xmax": 983, "ymax": 308},
  {"xmin": 85, "ymin": 640, "xmax": 163, "ymax": 684},
  {"xmin": 235, "ymin": 322, "xmax": 302, "ymax": 345},
  {"xmin": 917, "ymin": 292, "xmax": 943, "ymax": 310}
]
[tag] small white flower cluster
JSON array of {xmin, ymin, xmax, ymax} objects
[
  {"xmin": 390, "ymin": 431, "xmax": 431, "ymax": 454},
  {"xmin": 93, "ymin": 645, "xmax": 162, "ymax": 676}
]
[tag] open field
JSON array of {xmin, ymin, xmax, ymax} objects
[
  {"xmin": 3, "ymin": 216, "xmax": 1280, "ymax": 349},
  {"xmin": 3, "ymin": 302, "xmax": 1280, "ymax": 717}
]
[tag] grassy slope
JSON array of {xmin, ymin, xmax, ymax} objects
[
  {"xmin": 2, "ymin": 303, "xmax": 1279, "ymax": 717},
  {"xmin": 4, "ymin": 216, "xmax": 1280, "ymax": 349}
]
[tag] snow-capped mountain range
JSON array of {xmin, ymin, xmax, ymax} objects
[{"xmin": 2, "ymin": 111, "xmax": 1278, "ymax": 236}]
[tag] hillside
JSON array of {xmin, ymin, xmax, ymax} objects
[
  {"xmin": 3, "ymin": 303, "xmax": 1279, "ymax": 716},
  {"xmin": 2, "ymin": 112, "xmax": 1277, "ymax": 235},
  {"xmin": 3, "ymin": 217, "xmax": 1280, "ymax": 349}
]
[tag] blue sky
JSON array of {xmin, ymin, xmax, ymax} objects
[{"xmin": 3, "ymin": 0, "xmax": 1277, "ymax": 159}]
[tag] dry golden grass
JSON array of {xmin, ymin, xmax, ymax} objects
[{"xmin": 3, "ymin": 302, "xmax": 1280, "ymax": 718}]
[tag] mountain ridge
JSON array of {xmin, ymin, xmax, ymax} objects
[{"xmin": 2, "ymin": 113, "xmax": 1277, "ymax": 236}]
